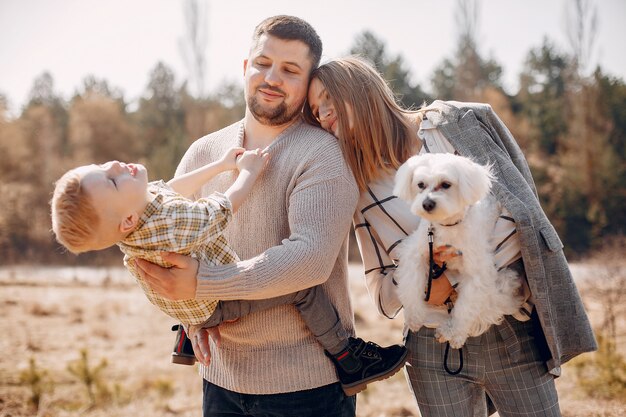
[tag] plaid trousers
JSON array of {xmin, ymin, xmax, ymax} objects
[{"xmin": 404, "ymin": 313, "xmax": 561, "ymax": 417}]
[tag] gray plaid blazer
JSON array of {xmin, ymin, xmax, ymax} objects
[{"xmin": 423, "ymin": 100, "xmax": 597, "ymax": 372}]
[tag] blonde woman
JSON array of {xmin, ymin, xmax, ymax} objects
[{"xmin": 304, "ymin": 56, "xmax": 595, "ymax": 417}]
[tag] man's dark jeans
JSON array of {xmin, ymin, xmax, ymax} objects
[{"xmin": 203, "ymin": 379, "xmax": 356, "ymax": 417}]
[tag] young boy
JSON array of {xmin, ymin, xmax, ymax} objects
[{"xmin": 50, "ymin": 147, "xmax": 408, "ymax": 396}]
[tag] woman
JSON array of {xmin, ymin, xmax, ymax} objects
[{"xmin": 303, "ymin": 57, "xmax": 595, "ymax": 417}]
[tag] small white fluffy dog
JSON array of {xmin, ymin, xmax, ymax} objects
[{"xmin": 394, "ymin": 153, "xmax": 524, "ymax": 349}]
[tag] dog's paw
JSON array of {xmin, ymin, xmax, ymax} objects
[
  {"xmin": 404, "ymin": 315, "xmax": 424, "ymax": 332},
  {"xmin": 434, "ymin": 320, "xmax": 467, "ymax": 349},
  {"xmin": 447, "ymin": 335, "xmax": 467, "ymax": 349},
  {"xmin": 434, "ymin": 320, "xmax": 453, "ymax": 343}
]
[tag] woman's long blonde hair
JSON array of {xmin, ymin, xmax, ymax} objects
[{"xmin": 303, "ymin": 56, "xmax": 420, "ymax": 191}]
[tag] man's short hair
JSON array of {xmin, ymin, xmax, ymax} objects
[
  {"xmin": 252, "ymin": 15, "xmax": 323, "ymax": 71},
  {"xmin": 50, "ymin": 170, "xmax": 99, "ymax": 254}
]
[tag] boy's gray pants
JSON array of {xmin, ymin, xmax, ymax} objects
[{"xmin": 201, "ymin": 285, "xmax": 348, "ymax": 353}]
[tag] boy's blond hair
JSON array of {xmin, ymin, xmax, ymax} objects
[{"xmin": 50, "ymin": 170, "xmax": 100, "ymax": 254}]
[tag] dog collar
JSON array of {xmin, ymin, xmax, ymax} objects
[
  {"xmin": 437, "ymin": 205, "xmax": 471, "ymax": 227},
  {"xmin": 439, "ymin": 219, "xmax": 463, "ymax": 227}
]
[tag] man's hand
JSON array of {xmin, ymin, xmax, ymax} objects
[
  {"xmin": 134, "ymin": 252, "xmax": 200, "ymax": 300},
  {"xmin": 188, "ymin": 325, "xmax": 221, "ymax": 366}
]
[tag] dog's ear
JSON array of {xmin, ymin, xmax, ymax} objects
[
  {"xmin": 458, "ymin": 158, "xmax": 495, "ymax": 204},
  {"xmin": 394, "ymin": 158, "xmax": 417, "ymax": 202}
]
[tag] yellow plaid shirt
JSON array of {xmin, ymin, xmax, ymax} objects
[{"xmin": 118, "ymin": 180, "xmax": 239, "ymax": 326}]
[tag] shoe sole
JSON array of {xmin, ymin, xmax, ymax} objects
[
  {"xmin": 171, "ymin": 353, "xmax": 196, "ymax": 366},
  {"xmin": 341, "ymin": 348, "xmax": 409, "ymax": 396}
]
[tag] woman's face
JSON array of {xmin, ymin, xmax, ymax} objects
[{"xmin": 307, "ymin": 78, "xmax": 354, "ymax": 138}]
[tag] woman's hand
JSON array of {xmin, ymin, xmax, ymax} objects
[
  {"xmin": 188, "ymin": 325, "xmax": 221, "ymax": 366},
  {"xmin": 425, "ymin": 277, "xmax": 454, "ymax": 306},
  {"xmin": 134, "ymin": 252, "xmax": 200, "ymax": 300},
  {"xmin": 425, "ymin": 245, "xmax": 462, "ymax": 306},
  {"xmin": 433, "ymin": 245, "xmax": 462, "ymax": 265}
]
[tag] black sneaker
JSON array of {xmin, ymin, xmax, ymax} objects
[
  {"xmin": 171, "ymin": 324, "xmax": 196, "ymax": 366},
  {"xmin": 327, "ymin": 337, "xmax": 408, "ymax": 396}
]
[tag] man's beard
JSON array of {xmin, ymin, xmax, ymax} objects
[{"xmin": 247, "ymin": 89, "xmax": 302, "ymax": 126}]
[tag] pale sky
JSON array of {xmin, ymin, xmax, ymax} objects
[{"xmin": 1, "ymin": 0, "xmax": 624, "ymax": 115}]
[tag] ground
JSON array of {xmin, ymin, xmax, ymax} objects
[{"xmin": 0, "ymin": 263, "xmax": 624, "ymax": 417}]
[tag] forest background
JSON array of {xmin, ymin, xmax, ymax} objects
[{"xmin": 0, "ymin": 0, "xmax": 624, "ymax": 264}]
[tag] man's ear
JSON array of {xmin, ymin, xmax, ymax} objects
[
  {"xmin": 243, "ymin": 59, "xmax": 248, "ymax": 76},
  {"xmin": 119, "ymin": 212, "xmax": 139, "ymax": 234}
]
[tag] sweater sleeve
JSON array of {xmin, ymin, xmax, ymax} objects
[{"xmin": 194, "ymin": 166, "xmax": 359, "ymax": 301}]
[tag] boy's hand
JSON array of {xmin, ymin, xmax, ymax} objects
[
  {"xmin": 237, "ymin": 148, "xmax": 270, "ymax": 176},
  {"xmin": 219, "ymin": 147, "xmax": 246, "ymax": 171}
]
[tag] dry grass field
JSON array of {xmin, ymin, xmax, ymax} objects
[{"xmin": 1, "ymin": 263, "xmax": 624, "ymax": 417}]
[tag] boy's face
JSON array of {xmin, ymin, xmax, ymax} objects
[{"xmin": 76, "ymin": 161, "xmax": 149, "ymax": 244}]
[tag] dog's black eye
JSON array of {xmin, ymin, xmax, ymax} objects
[
  {"xmin": 441, "ymin": 182, "xmax": 451, "ymax": 189},
  {"xmin": 417, "ymin": 182, "xmax": 425, "ymax": 189}
]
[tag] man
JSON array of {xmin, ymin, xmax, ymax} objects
[{"xmin": 136, "ymin": 15, "xmax": 361, "ymax": 416}]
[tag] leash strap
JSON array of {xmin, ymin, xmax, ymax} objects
[
  {"xmin": 425, "ymin": 225, "xmax": 462, "ymax": 375},
  {"xmin": 443, "ymin": 343, "xmax": 463, "ymax": 375},
  {"xmin": 424, "ymin": 226, "xmax": 446, "ymax": 302}
]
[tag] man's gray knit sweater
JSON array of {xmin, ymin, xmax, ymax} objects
[{"xmin": 175, "ymin": 118, "xmax": 359, "ymax": 394}]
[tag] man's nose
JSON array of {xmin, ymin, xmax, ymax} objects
[{"xmin": 265, "ymin": 65, "xmax": 281, "ymax": 85}]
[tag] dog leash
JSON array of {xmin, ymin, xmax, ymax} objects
[
  {"xmin": 424, "ymin": 226, "xmax": 447, "ymax": 302},
  {"xmin": 443, "ymin": 342, "xmax": 463, "ymax": 375},
  {"xmin": 425, "ymin": 225, "xmax": 463, "ymax": 376}
]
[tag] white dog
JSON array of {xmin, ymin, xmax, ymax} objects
[{"xmin": 394, "ymin": 153, "xmax": 524, "ymax": 349}]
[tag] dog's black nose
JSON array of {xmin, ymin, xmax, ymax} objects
[{"xmin": 422, "ymin": 198, "xmax": 436, "ymax": 212}]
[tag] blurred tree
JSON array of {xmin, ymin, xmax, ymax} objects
[
  {"xmin": 182, "ymin": 81, "xmax": 245, "ymax": 146},
  {"xmin": 517, "ymin": 39, "xmax": 569, "ymax": 156},
  {"xmin": 431, "ymin": 0, "xmax": 503, "ymax": 101},
  {"xmin": 23, "ymin": 72, "xmax": 68, "ymax": 181},
  {"xmin": 559, "ymin": 71, "xmax": 625, "ymax": 249},
  {"xmin": 0, "ymin": 76, "xmax": 51, "ymax": 258},
  {"xmin": 78, "ymin": 75, "xmax": 124, "ymax": 103},
  {"xmin": 560, "ymin": 0, "xmax": 611, "ymax": 250},
  {"xmin": 136, "ymin": 62, "xmax": 187, "ymax": 181},
  {"xmin": 565, "ymin": 0, "xmax": 598, "ymax": 77},
  {"xmin": 27, "ymin": 72, "xmax": 58, "ymax": 107},
  {"xmin": 0, "ymin": 93, "xmax": 7, "ymax": 121},
  {"xmin": 215, "ymin": 82, "xmax": 246, "ymax": 112},
  {"xmin": 349, "ymin": 31, "xmax": 430, "ymax": 108},
  {"xmin": 67, "ymin": 77, "xmax": 136, "ymax": 166},
  {"xmin": 0, "ymin": 101, "xmax": 30, "ymax": 258},
  {"xmin": 0, "ymin": 71, "xmax": 70, "ymax": 260},
  {"xmin": 592, "ymin": 71, "xmax": 626, "ymax": 238},
  {"xmin": 515, "ymin": 40, "xmax": 572, "ymax": 247},
  {"xmin": 179, "ymin": 0, "xmax": 209, "ymax": 99}
]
